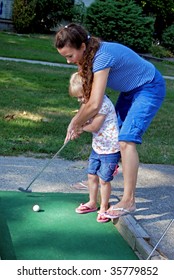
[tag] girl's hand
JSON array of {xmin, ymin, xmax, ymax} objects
[{"xmin": 64, "ymin": 119, "xmax": 83, "ymax": 143}]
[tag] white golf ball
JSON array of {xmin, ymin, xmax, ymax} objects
[{"xmin": 33, "ymin": 204, "xmax": 40, "ymax": 212}]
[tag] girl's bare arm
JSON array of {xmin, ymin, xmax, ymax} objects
[{"xmin": 82, "ymin": 114, "xmax": 106, "ymax": 133}]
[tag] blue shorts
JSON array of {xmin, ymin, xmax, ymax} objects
[
  {"xmin": 115, "ymin": 69, "xmax": 166, "ymax": 144},
  {"xmin": 87, "ymin": 149, "xmax": 121, "ymax": 182}
]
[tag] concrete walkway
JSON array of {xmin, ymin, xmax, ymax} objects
[
  {"xmin": 0, "ymin": 56, "xmax": 76, "ymax": 68},
  {"xmin": 0, "ymin": 56, "xmax": 174, "ymax": 81},
  {"xmin": 0, "ymin": 156, "xmax": 174, "ymax": 259}
]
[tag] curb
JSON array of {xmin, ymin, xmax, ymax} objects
[{"xmin": 112, "ymin": 215, "xmax": 167, "ymax": 260}]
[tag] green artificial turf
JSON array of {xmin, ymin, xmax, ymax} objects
[{"xmin": 0, "ymin": 191, "xmax": 138, "ymax": 260}]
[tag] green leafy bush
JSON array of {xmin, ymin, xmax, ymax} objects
[
  {"xmin": 161, "ymin": 24, "xmax": 174, "ymax": 54},
  {"xmin": 12, "ymin": 0, "xmax": 36, "ymax": 33},
  {"xmin": 84, "ymin": 0, "xmax": 155, "ymax": 52},
  {"xmin": 150, "ymin": 44, "xmax": 174, "ymax": 58}
]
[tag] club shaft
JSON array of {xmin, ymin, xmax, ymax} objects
[
  {"xmin": 25, "ymin": 141, "xmax": 69, "ymax": 190},
  {"xmin": 146, "ymin": 219, "xmax": 174, "ymax": 260}
]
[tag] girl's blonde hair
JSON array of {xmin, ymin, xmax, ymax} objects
[
  {"xmin": 55, "ymin": 23, "xmax": 101, "ymax": 101},
  {"xmin": 69, "ymin": 72, "xmax": 83, "ymax": 97}
]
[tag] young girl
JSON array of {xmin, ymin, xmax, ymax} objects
[
  {"xmin": 69, "ymin": 72, "xmax": 120, "ymax": 223},
  {"xmin": 55, "ymin": 23, "xmax": 166, "ymax": 219}
]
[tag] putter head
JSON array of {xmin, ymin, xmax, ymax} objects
[{"xmin": 18, "ymin": 187, "xmax": 32, "ymax": 193}]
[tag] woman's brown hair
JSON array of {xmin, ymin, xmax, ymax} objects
[{"xmin": 55, "ymin": 23, "xmax": 101, "ymax": 101}]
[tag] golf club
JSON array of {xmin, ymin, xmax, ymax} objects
[
  {"xmin": 146, "ymin": 218, "xmax": 174, "ymax": 260},
  {"xmin": 18, "ymin": 140, "xmax": 69, "ymax": 193}
]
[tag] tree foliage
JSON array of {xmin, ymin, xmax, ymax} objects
[
  {"xmin": 13, "ymin": 0, "xmax": 74, "ymax": 33},
  {"xmin": 72, "ymin": 0, "xmax": 87, "ymax": 24},
  {"xmin": 134, "ymin": 0, "xmax": 174, "ymax": 39},
  {"xmin": 33, "ymin": 0, "xmax": 74, "ymax": 33},
  {"xmin": 84, "ymin": 0, "xmax": 155, "ymax": 52},
  {"xmin": 162, "ymin": 24, "xmax": 174, "ymax": 53}
]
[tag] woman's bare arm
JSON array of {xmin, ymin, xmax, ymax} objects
[
  {"xmin": 77, "ymin": 68, "xmax": 109, "ymax": 124},
  {"xmin": 65, "ymin": 68, "xmax": 110, "ymax": 142}
]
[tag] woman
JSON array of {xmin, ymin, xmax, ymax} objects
[{"xmin": 55, "ymin": 23, "xmax": 166, "ymax": 218}]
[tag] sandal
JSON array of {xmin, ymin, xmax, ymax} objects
[
  {"xmin": 104, "ymin": 205, "xmax": 136, "ymax": 219},
  {"xmin": 71, "ymin": 181, "xmax": 88, "ymax": 190},
  {"xmin": 97, "ymin": 212, "xmax": 110, "ymax": 223},
  {"xmin": 75, "ymin": 203, "xmax": 98, "ymax": 214}
]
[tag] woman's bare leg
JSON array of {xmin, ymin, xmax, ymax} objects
[{"xmin": 106, "ymin": 141, "xmax": 138, "ymax": 215}]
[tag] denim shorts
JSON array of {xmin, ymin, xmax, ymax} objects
[
  {"xmin": 115, "ymin": 69, "xmax": 166, "ymax": 144},
  {"xmin": 87, "ymin": 149, "xmax": 121, "ymax": 182}
]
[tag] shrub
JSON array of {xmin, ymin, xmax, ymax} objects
[
  {"xmin": 84, "ymin": 0, "xmax": 155, "ymax": 52},
  {"xmin": 12, "ymin": 0, "xmax": 36, "ymax": 33},
  {"xmin": 161, "ymin": 24, "xmax": 174, "ymax": 54},
  {"xmin": 150, "ymin": 44, "xmax": 174, "ymax": 58}
]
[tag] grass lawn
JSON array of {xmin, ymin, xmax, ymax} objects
[
  {"xmin": 0, "ymin": 32, "xmax": 65, "ymax": 63},
  {"xmin": 0, "ymin": 31, "xmax": 174, "ymax": 164}
]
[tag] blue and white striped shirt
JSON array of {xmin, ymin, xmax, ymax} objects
[{"xmin": 93, "ymin": 42, "xmax": 155, "ymax": 92}]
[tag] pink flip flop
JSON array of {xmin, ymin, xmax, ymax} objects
[
  {"xmin": 75, "ymin": 203, "xmax": 98, "ymax": 214},
  {"xmin": 97, "ymin": 212, "xmax": 110, "ymax": 223}
]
